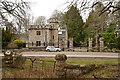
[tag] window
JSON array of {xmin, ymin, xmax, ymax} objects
[
  {"xmin": 32, "ymin": 42, "xmax": 34, "ymax": 46},
  {"xmin": 37, "ymin": 25, "xmax": 39, "ymax": 28},
  {"xmin": 53, "ymin": 43, "xmax": 54, "ymax": 46},
  {"xmin": 53, "ymin": 35, "xmax": 54, "ymax": 39},
  {"xmin": 36, "ymin": 41, "xmax": 41, "ymax": 46},
  {"xmin": 44, "ymin": 42, "xmax": 45, "ymax": 46},
  {"xmin": 36, "ymin": 31, "xmax": 41, "ymax": 35}
]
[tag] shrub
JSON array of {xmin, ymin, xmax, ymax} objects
[
  {"xmin": 13, "ymin": 54, "xmax": 26, "ymax": 68},
  {"xmin": 7, "ymin": 42, "xmax": 18, "ymax": 49},
  {"xmin": 112, "ymin": 48, "xmax": 116, "ymax": 51},
  {"xmin": 104, "ymin": 46, "xmax": 108, "ymax": 50},
  {"xmin": 92, "ymin": 47, "xmax": 96, "ymax": 49},
  {"xmin": 14, "ymin": 40, "xmax": 23, "ymax": 48}
]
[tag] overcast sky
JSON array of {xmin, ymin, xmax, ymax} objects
[
  {"xmin": 28, "ymin": 0, "xmax": 69, "ymax": 19},
  {"xmin": 27, "ymin": 0, "xmax": 119, "ymax": 22}
]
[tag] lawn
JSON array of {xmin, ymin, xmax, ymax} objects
[{"xmin": 66, "ymin": 58, "xmax": 118, "ymax": 65}]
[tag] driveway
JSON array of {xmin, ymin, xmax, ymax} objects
[
  {"xmin": 0, "ymin": 51, "xmax": 119, "ymax": 58},
  {"xmin": 0, "ymin": 51, "xmax": 118, "ymax": 58}
]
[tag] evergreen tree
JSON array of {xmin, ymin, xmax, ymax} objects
[
  {"xmin": 64, "ymin": 5, "xmax": 84, "ymax": 46},
  {"xmin": 83, "ymin": 2, "xmax": 108, "ymax": 48},
  {"xmin": 2, "ymin": 29, "xmax": 13, "ymax": 48}
]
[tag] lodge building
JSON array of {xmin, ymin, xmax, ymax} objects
[{"xmin": 28, "ymin": 18, "xmax": 60, "ymax": 49}]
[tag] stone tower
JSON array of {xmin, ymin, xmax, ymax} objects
[{"xmin": 48, "ymin": 18, "xmax": 59, "ymax": 47}]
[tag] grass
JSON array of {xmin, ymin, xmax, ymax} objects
[
  {"xmin": 25, "ymin": 57, "xmax": 118, "ymax": 65},
  {"xmin": 80, "ymin": 64, "xmax": 119, "ymax": 78},
  {"xmin": 2, "ymin": 57, "xmax": 119, "ymax": 78},
  {"xmin": 66, "ymin": 58, "xmax": 118, "ymax": 65}
]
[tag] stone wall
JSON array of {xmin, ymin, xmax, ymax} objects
[{"xmin": 55, "ymin": 54, "xmax": 103, "ymax": 78}]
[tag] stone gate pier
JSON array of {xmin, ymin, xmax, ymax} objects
[
  {"xmin": 99, "ymin": 37, "xmax": 104, "ymax": 52},
  {"xmin": 55, "ymin": 54, "xmax": 99, "ymax": 78},
  {"xmin": 88, "ymin": 38, "xmax": 93, "ymax": 52},
  {"xmin": 55, "ymin": 54, "xmax": 67, "ymax": 78}
]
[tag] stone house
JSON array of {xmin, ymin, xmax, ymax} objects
[{"xmin": 28, "ymin": 18, "xmax": 59, "ymax": 49}]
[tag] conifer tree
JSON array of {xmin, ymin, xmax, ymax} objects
[{"xmin": 64, "ymin": 5, "xmax": 84, "ymax": 45}]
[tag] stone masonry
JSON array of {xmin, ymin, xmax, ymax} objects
[
  {"xmin": 55, "ymin": 54, "xmax": 102, "ymax": 78},
  {"xmin": 28, "ymin": 18, "xmax": 58, "ymax": 49},
  {"xmin": 69, "ymin": 38, "xmax": 73, "ymax": 49},
  {"xmin": 99, "ymin": 37, "xmax": 104, "ymax": 52},
  {"xmin": 88, "ymin": 38, "xmax": 93, "ymax": 52},
  {"xmin": 55, "ymin": 54, "xmax": 67, "ymax": 78}
]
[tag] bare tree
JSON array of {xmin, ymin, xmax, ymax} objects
[
  {"xmin": 51, "ymin": 10, "xmax": 62, "ymax": 19},
  {"xmin": 64, "ymin": 0, "xmax": 120, "ymax": 16},
  {"xmin": 34, "ymin": 16, "xmax": 46, "ymax": 25},
  {"xmin": 0, "ymin": 0, "xmax": 30, "ymax": 33},
  {"xmin": 50, "ymin": 10, "xmax": 65, "ymax": 28}
]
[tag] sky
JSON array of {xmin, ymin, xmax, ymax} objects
[
  {"xmin": 27, "ymin": 0, "xmax": 120, "ymax": 22},
  {"xmin": 28, "ymin": 0, "xmax": 69, "ymax": 19},
  {"xmin": 7, "ymin": 0, "xmax": 119, "ymax": 23}
]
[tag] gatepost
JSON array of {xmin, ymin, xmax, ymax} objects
[
  {"xmin": 3, "ymin": 50, "xmax": 13, "ymax": 67},
  {"xmin": 89, "ymin": 38, "xmax": 93, "ymax": 52},
  {"xmin": 99, "ymin": 37, "xmax": 104, "ymax": 52},
  {"xmin": 55, "ymin": 54, "xmax": 67, "ymax": 78},
  {"xmin": 69, "ymin": 38, "xmax": 73, "ymax": 51}
]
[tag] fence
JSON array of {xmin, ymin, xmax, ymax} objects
[
  {"xmin": 2, "ymin": 42, "xmax": 59, "ymax": 49},
  {"xmin": 2, "ymin": 42, "xmax": 120, "ymax": 52},
  {"xmin": 2, "ymin": 56, "xmax": 57, "ymax": 78},
  {"xmin": 26, "ymin": 57, "xmax": 56, "ymax": 72},
  {"xmin": 2, "ymin": 52, "xmax": 118, "ymax": 79},
  {"xmin": 2, "ymin": 54, "xmax": 101, "ymax": 78}
]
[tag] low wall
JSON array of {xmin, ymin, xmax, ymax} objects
[{"xmin": 55, "ymin": 54, "xmax": 104, "ymax": 78}]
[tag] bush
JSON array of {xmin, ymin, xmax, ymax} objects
[
  {"xmin": 14, "ymin": 40, "xmax": 23, "ymax": 48},
  {"xmin": 104, "ymin": 46, "xmax": 108, "ymax": 50},
  {"xmin": 7, "ymin": 42, "xmax": 18, "ymax": 49},
  {"xmin": 13, "ymin": 54, "xmax": 26, "ymax": 68},
  {"xmin": 92, "ymin": 47, "xmax": 96, "ymax": 49}
]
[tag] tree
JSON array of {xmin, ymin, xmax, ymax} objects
[
  {"xmin": 101, "ymin": 23, "xmax": 116, "ymax": 44},
  {"xmin": 65, "ymin": 0, "xmax": 120, "ymax": 16},
  {"xmin": 64, "ymin": 5, "xmax": 84, "ymax": 45},
  {"xmin": 2, "ymin": 28, "xmax": 13, "ymax": 48},
  {"xmin": 51, "ymin": 10, "xmax": 62, "ymax": 19},
  {"xmin": 115, "ymin": 1, "xmax": 120, "ymax": 37},
  {"xmin": 50, "ymin": 10, "xmax": 65, "ymax": 28},
  {"xmin": 101, "ymin": 23, "xmax": 116, "ymax": 49},
  {"xmin": 34, "ymin": 16, "xmax": 46, "ymax": 25},
  {"xmin": 0, "ymin": 0, "xmax": 30, "ymax": 33},
  {"xmin": 83, "ymin": 2, "xmax": 108, "ymax": 48}
]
